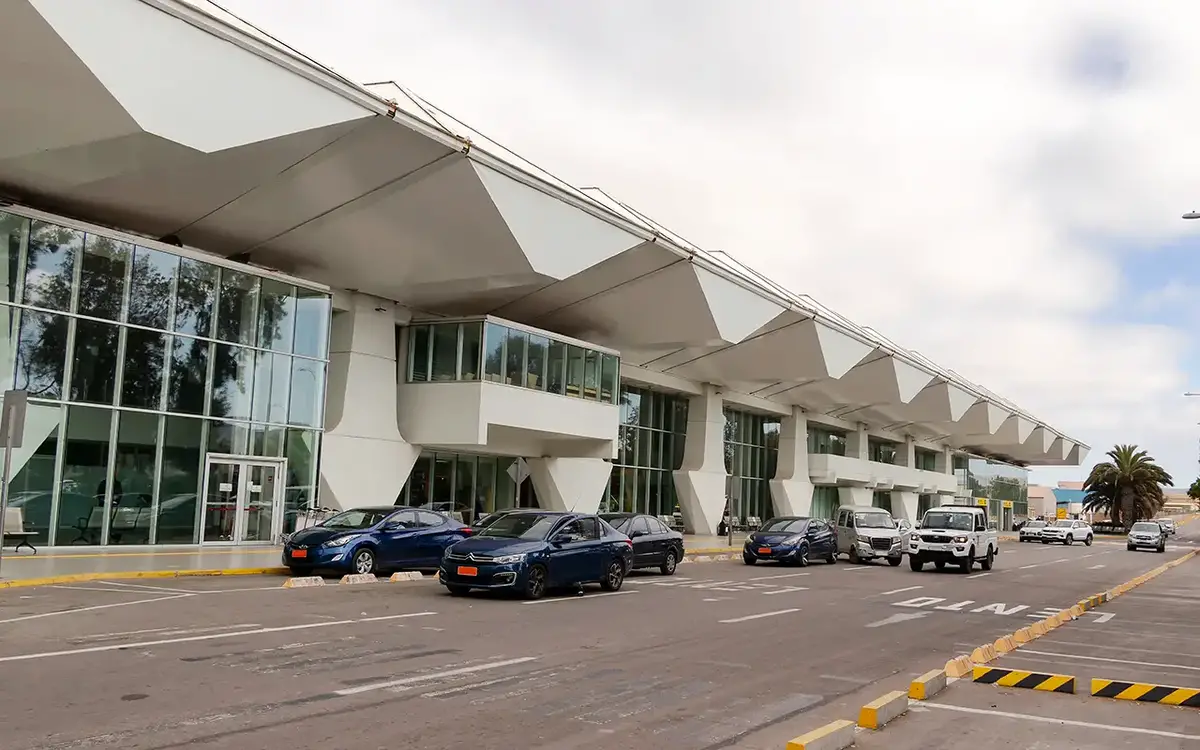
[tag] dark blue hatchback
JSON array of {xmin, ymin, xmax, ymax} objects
[
  {"xmin": 438, "ymin": 511, "xmax": 633, "ymax": 599},
  {"xmin": 283, "ymin": 507, "xmax": 470, "ymax": 575}
]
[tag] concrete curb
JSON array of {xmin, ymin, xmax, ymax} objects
[
  {"xmin": 389, "ymin": 571, "xmax": 424, "ymax": 582},
  {"xmin": 282, "ymin": 576, "xmax": 324, "ymax": 588},
  {"xmin": 857, "ymin": 690, "xmax": 909, "ymax": 730},
  {"xmin": 1090, "ymin": 678, "xmax": 1200, "ymax": 707},
  {"xmin": 909, "ymin": 669, "xmax": 948, "ymax": 701},
  {"xmin": 972, "ymin": 665, "xmax": 1075, "ymax": 693},
  {"xmin": 339, "ymin": 573, "xmax": 378, "ymax": 585},
  {"xmin": 0, "ymin": 566, "xmax": 290, "ymax": 590},
  {"xmin": 785, "ymin": 719, "xmax": 856, "ymax": 750}
]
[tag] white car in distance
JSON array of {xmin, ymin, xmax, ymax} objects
[{"xmin": 1039, "ymin": 518, "xmax": 1093, "ymax": 546}]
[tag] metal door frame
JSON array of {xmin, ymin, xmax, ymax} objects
[{"xmin": 200, "ymin": 454, "xmax": 288, "ymax": 546}]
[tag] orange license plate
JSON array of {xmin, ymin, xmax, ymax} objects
[
  {"xmin": 758, "ymin": 547, "xmax": 772, "ymax": 554},
  {"xmin": 457, "ymin": 566, "xmax": 478, "ymax": 577},
  {"xmin": 291, "ymin": 549, "xmax": 307, "ymax": 558}
]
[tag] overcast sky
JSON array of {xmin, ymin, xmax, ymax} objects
[{"xmin": 217, "ymin": 0, "xmax": 1200, "ymax": 486}]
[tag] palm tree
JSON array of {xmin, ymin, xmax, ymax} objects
[{"xmin": 1082, "ymin": 445, "xmax": 1173, "ymax": 529}]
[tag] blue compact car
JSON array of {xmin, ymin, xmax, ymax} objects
[
  {"xmin": 438, "ymin": 511, "xmax": 633, "ymax": 599},
  {"xmin": 742, "ymin": 516, "xmax": 837, "ymax": 566},
  {"xmin": 283, "ymin": 507, "xmax": 471, "ymax": 575}
]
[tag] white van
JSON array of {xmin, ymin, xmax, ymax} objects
[{"xmin": 834, "ymin": 506, "xmax": 904, "ymax": 565}]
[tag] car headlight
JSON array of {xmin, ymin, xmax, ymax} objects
[
  {"xmin": 953, "ymin": 536, "xmax": 968, "ymax": 544},
  {"xmin": 890, "ymin": 537, "xmax": 901, "ymax": 545},
  {"xmin": 323, "ymin": 534, "xmax": 361, "ymax": 548},
  {"xmin": 856, "ymin": 535, "xmax": 871, "ymax": 544},
  {"xmin": 782, "ymin": 535, "xmax": 804, "ymax": 546},
  {"xmin": 909, "ymin": 533, "xmax": 920, "ymax": 542},
  {"xmin": 492, "ymin": 553, "xmax": 526, "ymax": 565}
]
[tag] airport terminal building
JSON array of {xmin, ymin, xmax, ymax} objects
[{"xmin": 0, "ymin": 0, "xmax": 1086, "ymax": 548}]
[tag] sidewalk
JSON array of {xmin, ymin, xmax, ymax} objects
[{"xmin": 0, "ymin": 534, "xmax": 746, "ymax": 589}]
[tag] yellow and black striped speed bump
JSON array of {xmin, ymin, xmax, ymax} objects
[
  {"xmin": 972, "ymin": 666, "xmax": 1075, "ymax": 693},
  {"xmin": 1091, "ymin": 679, "xmax": 1200, "ymax": 707}
]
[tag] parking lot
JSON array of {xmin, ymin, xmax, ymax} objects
[{"xmin": 0, "ymin": 534, "xmax": 1195, "ymax": 750}]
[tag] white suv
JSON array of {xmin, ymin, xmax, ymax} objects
[{"xmin": 1040, "ymin": 518, "xmax": 1093, "ymax": 546}]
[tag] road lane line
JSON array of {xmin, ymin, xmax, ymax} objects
[
  {"xmin": 842, "ymin": 567, "xmax": 871, "ymax": 572},
  {"xmin": 520, "ymin": 591, "xmax": 637, "ymax": 605},
  {"xmin": 748, "ymin": 572, "xmax": 811, "ymax": 582},
  {"xmin": 334, "ymin": 656, "xmax": 540, "ymax": 696},
  {"xmin": 917, "ymin": 702, "xmax": 1200, "ymax": 739},
  {"xmin": 718, "ymin": 608, "xmax": 800, "ymax": 624},
  {"xmin": 878, "ymin": 585, "xmax": 922, "ymax": 596},
  {"xmin": 1088, "ymin": 564, "xmax": 1106, "ymax": 570},
  {"xmin": 1018, "ymin": 564, "xmax": 1040, "ymax": 569},
  {"xmin": 762, "ymin": 586, "xmax": 808, "ymax": 596},
  {"xmin": 0, "ymin": 593, "xmax": 193, "ymax": 625},
  {"xmin": 1017, "ymin": 648, "xmax": 1200, "ymax": 671},
  {"xmin": 966, "ymin": 572, "xmax": 992, "ymax": 579},
  {"xmin": 0, "ymin": 612, "xmax": 436, "ymax": 662}
]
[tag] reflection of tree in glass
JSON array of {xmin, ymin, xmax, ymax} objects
[{"xmin": 15, "ymin": 223, "xmax": 80, "ymax": 396}]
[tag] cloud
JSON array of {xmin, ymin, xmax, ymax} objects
[{"xmin": 217, "ymin": 0, "xmax": 1200, "ymax": 484}]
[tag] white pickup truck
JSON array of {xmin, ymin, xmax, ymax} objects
[{"xmin": 907, "ymin": 505, "xmax": 998, "ymax": 573}]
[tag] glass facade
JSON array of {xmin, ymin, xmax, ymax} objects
[
  {"xmin": 868, "ymin": 437, "xmax": 900, "ymax": 465},
  {"xmin": 397, "ymin": 451, "xmax": 535, "ymax": 524},
  {"xmin": 724, "ymin": 407, "xmax": 780, "ymax": 526},
  {"xmin": 917, "ymin": 493, "xmax": 938, "ymax": 517},
  {"xmin": 811, "ymin": 486, "xmax": 840, "ymax": 520},
  {"xmin": 808, "ymin": 425, "xmax": 847, "ymax": 455},
  {"xmin": 603, "ymin": 385, "xmax": 689, "ymax": 517},
  {"xmin": 914, "ymin": 448, "xmax": 938, "ymax": 471},
  {"xmin": 955, "ymin": 454, "xmax": 1030, "ymax": 530},
  {"xmin": 406, "ymin": 318, "xmax": 620, "ymax": 404},
  {"xmin": 0, "ymin": 211, "xmax": 330, "ymax": 546},
  {"xmin": 872, "ymin": 490, "xmax": 894, "ymax": 512}
]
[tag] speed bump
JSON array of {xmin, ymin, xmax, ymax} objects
[
  {"xmin": 972, "ymin": 666, "xmax": 1075, "ymax": 693},
  {"xmin": 1091, "ymin": 679, "xmax": 1200, "ymax": 707}
]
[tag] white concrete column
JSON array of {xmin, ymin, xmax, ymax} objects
[
  {"xmin": 769, "ymin": 407, "xmax": 813, "ymax": 516},
  {"xmin": 672, "ymin": 384, "xmax": 728, "ymax": 535},
  {"xmin": 838, "ymin": 486, "xmax": 872, "ymax": 507},
  {"xmin": 892, "ymin": 491, "xmax": 919, "ymax": 521},
  {"xmin": 320, "ymin": 294, "xmax": 419, "ymax": 509},
  {"xmin": 935, "ymin": 446, "xmax": 953, "ymax": 474},
  {"xmin": 846, "ymin": 424, "xmax": 869, "ymax": 460},
  {"xmin": 527, "ymin": 457, "xmax": 610, "ymax": 514},
  {"xmin": 902, "ymin": 436, "xmax": 915, "ymax": 468}
]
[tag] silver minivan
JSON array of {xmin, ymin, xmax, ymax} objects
[{"xmin": 834, "ymin": 505, "xmax": 904, "ymax": 565}]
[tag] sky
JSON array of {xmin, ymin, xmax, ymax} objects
[{"xmin": 215, "ymin": 0, "xmax": 1200, "ymax": 487}]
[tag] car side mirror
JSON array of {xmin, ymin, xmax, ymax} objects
[
  {"xmin": 629, "ymin": 529, "xmax": 645, "ymax": 538},
  {"xmin": 382, "ymin": 521, "xmax": 402, "ymax": 531}
]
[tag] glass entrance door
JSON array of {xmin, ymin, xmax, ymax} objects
[{"xmin": 202, "ymin": 457, "xmax": 285, "ymax": 545}]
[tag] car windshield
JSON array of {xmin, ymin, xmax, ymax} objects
[
  {"xmin": 1161, "ymin": 520, "xmax": 1175, "ymax": 526},
  {"xmin": 478, "ymin": 513, "xmax": 559, "ymax": 540},
  {"xmin": 1054, "ymin": 519, "xmax": 1073, "ymax": 527},
  {"xmin": 760, "ymin": 518, "xmax": 808, "ymax": 533},
  {"xmin": 1026, "ymin": 520, "xmax": 1046, "ymax": 528},
  {"xmin": 922, "ymin": 512, "xmax": 974, "ymax": 531},
  {"xmin": 601, "ymin": 515, "xmax": 634, "ymax": 532},
  {"xmin": 855, "ymin": 512, "xmax": 895, "ymax": 529},
  {"xmin": 1132, "ymin": 522, "xmax": 1160, "ymax": 533},
  {"xmin": 320, "ymin": 510, "xmax": 390, "ymax": 529}
]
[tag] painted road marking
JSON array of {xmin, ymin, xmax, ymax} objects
[
  {"xmin": 1087, "ymin": 564, "xmax": 1106, "ymax": 570},
  {"xmin": 878, "ymin": 585, "xmax": 923, "ymax": 596},
  {"xmin": 0, "ymin": 593, "xmax": 193, "ymax": 625},
  {"xmin": 762, "ymin": 586, "xmax": 809, "ymax": 596},
  {"xmin": 842, "ymin": 567, "xmax": 871, "ymax": 572},
  {"xmin": 966, "ymin": 572, "xmax": 992, "ymax": 579},
  {"xmin": 933, "ymin": 600, "xmax": 975, "ymax": 612},
  {"xmin": 915, "ymin": 702, "xmax": 1200, "ymax": 740},
  {"xmin": 866, "ymin": 612, "xmax": 930, "ymax": 628},
  {"xmin": 748, "ymin": 572, "xmax": 811, "ymax": 582},
  {"xmin": 1025, "ymin": 607, "xmax": 1063, "ymax": 619},
  {"xmin": 1017, "ymin": 649, "xmax": 1200, "ymax": 672},
  {"xmin": 521, "ymin": 591, "xmax": 637, "ymax": 605},
  {"xmin": 893, "ymin": 596, "xmax": 1039, "ymax": 617},
  {"xmin": 718, "ymin": 608, "xmax": 801, "ymax": 624},
  {"xmin": 334, "ymin": 657, "xmax": 540, "ymax": 696},
  {"xmin": 1092, "ymin": 612, "xmax": 1115, "ymax": 624},
  {"xmin": 0, "ymin": 612, "xmax": 436, "ymax": 662}
]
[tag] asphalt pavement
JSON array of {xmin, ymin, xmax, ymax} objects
[{"xmin": 1, "ymin": 530, "xmax": 1196, "ymax": 750}]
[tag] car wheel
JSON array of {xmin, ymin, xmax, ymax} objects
[
  {"xmin": 1157, "ymin": 543, "xmax": 1166, "ymax": 554},
  {"xmin": 827, "ymin": 549, "xmax": 837, "ymax": 565},
  {"xmin": 888, "ymin": 556, "xmax": 902, "ymax": 567},
  {"xmin": 601, "ymin": 560, "xmax": 625, "ymax": 591},
  {"xmin": 981, "ymin": 546, "xmax": 994, "ymax": 571},
  {"xmin": 909, "ymin": 556, "xmax": 924, "ymax": 572},
  {"xmin": 1084, "ymin": 535, "xmax": 1093, "ymax": 547},
  {"xmin": 1127, "ymin": 544, "xmax": 1135, "ymax": 551},
  {"xmin": 849, "ymin": 547, "xmax": 860, "ymax": 564},
  {"xmin": 660, "ymin": 550, "xmax": 678, "ymax": 576},
  {"xmin": 958, "ymin": 547, "xmax": 974, "ymax": 573},
  {"xmin": 351, "ymin": 548, "xmax": 376, "ymax": 575},
  {"xmin": 446, "ymin": 585, "xmax": 470, "ymax": 597},
  {"xmin": 1063, "ymin": 536, "xmax": 1072, "ymax": 545},
  {"xmin": 523, "ymin": 565, "xmax": 548, "ymax": 600},
  {"xmin": 743, "ymin": 553, "xmax": 756, "ymax": 566}
]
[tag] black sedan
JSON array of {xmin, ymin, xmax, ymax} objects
[{"xmin": 599, "ymin": 513, "xmax": 686, "ymax": 575}]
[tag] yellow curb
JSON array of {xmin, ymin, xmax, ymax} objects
[
  {"xmin": 786, "ymin": 719, "xmax": 856, "ymax": 750},
  {"xmin": 1013, "ymin": 626, "xmax": 1035, "ymax": 644},
  {"xmin": 1030, "ymin": 620, "xmax": 1048, "ymax": 637},
  {"xmin": 909, "ymin": 669, "xmax": 948, "ymax": 700},
  {"xmin": 0, "ymin": 567, "xmax": 290, "ymax": 589},
  {"xmin": 858, "ymin": 690, "xmax": 909, "ymax": 730},
  {"xmin": 973, "ymin": 665, "xmax": 1076, "ymax": 693},
  {"xmin": 1041, "ymin": 616, "xmax": 1061, "ymax": 631},
  {"xmin": 945, "ymin": 654, "xmax": 974, "ymax": 678},
  {"xmin": 1092, "ymin": 678, "xmax": 1200, "ymax": 705},
  {"xmin": 994, "ymin": 635, "xmax": 1018, "ymax": 654},
  {"xmin": 1069, "ymin": 604, "xmax": 1084, "ymax": 618},
  {"xmin": 970, "ymin": 643, "xmax": 998, "ymax": 664},
  {"xmin": 685, "ymin": 547, "xmax": 739, "ymax": 556}
]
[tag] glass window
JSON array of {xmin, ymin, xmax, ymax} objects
[
  {"xmin": 566, "ymin": 345, "xmax": 584, "ymax": 397},
  {"xmin": 454, "ymin": 454, "xmax": 476, "ymax": 523},
  {"xmin": 293, "ymin": 287, "xmax": 330, "ymax": 359},
  {"xmin": 460, "ymin": 322, "xmax": 482, "ymax": 381},
  {"xmin": 128, "ymin": 246, "xmax": 177, "ymax": 330},
  {"xmin": 526, "ymin": 335, "xmax": 548, "ymax": 391},
  {"xmin": 77, "ymin": 235, "xmax": 131, "ymax": 321},
  {"xmin": 504, "ymin": 329, "xmax": 526, "ymax": 385},
  {"xmin": 59, "ymin": 405, "xmax": 113, "ymax": 545},
  {"xmin": 252, "ymin": 351, "xmax": 290, "ymax": 424},
  {"xmin": 283, "ymin": 428, "xmax": 318, "ymax": 533},
  {"xmin": 14, "ymin": 310, "xmax": 68, "ymax": 399},
  {"xmin": 578, "ymin": 516, "xmax": 600, "ymax": 540},
  {"xmin": 210, "ymin": 344, "xmax": 254, "ymax": 420},
  {"xmin": 109, "ymin": 411, "xmax": 159, "ymax": 545},
  {"xmin": 215, "ymin": 269, "xmax": 259, "ymax": 346},
  {"xmin": 22, "ymin": 221, "xmax": 81, "ymax": 312},
  {"xmin": 869, "ymin": 438, "xmax": 898, "ymax": 465},
  {"xmin": 251, "ymin": 425, "xmax": 284, "ymax": 458},
  {"xmin": 405, "ymin": 455, "xmax": 431, "ymax": 507},
  {"xmin": 207, "ymin": 420, "xmax": 250, "ymax": 455},
  {"xmin": 0, "ymin": 212, "xmax": 28, "ymax": 304},
  {"xmin": 416, "ymin": 510, "xmax": 444, "ymax": 527},
  {"xmin": 288, "ymin": 358, "xmax": 324, "ymax": 427},
  {"xmin": 483, "ymin": 322, "xmax": 506, "ymax": 382},
  {"xmin": 257, "ymin": 279, "xmax": 296, "ymax": 353},
  {"xmin": 408, "ymin": 325, "xmax": 430, "ymax": 382},
  {"xmin": 121, "ymin": 329, "xmax": 167, "ymax": 409},
  {"xmin": 494, "ymin": 457, "xmax": 517, "ymax": 511},
  {"xmin": 70, "ymin": 319, "xmax": 120, "ymax": 404},
  {"xmin": 476, "ymin": 456, "xmax": 496, "ymax": 517},
  {"xmin": 166, "ymin": 337, "xmax": 209, "ymax": 415},
  {"xmin": 430, "ymin": 324, "xmax": 458, "ymax": 381},
  {"xmin": 583, "ymin": 350, "xmax": 599, "ymax": 400},
  {"xmin": 6, "ymin": 403, "xmax": 60, "ymax": 545},
  {"xmin": 432, "ymin": 453, "xmax": 453, "ymax": 511},
  {"xmin": 173, "ymin": 258, "xmax": 217, "ymax": 337},
  {"xmin": 600, "ymin": 354, "xmax": 618, "ymax": 403},
  {"xmin": 546, "ymin": 340, "xmax": 566, "ymax": 395}
]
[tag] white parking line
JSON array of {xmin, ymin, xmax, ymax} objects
[
  {"xmin": 335, "ymin": 656, "xmax": 540, "ymax": 696},
  {"xmin": 718, "ymin": 608, "xmax": 800, "ymax": 624},
  {"xmin": 520, "ymin": 591, "xmax": 637, "ymax": 605},
  {"xmin": 1088, "ymin": 564, "xmax": 1106, "ymax": 570},
  {"xmin": 965, "ymin": 572, "xmax": 992, "ymax": 579},
  {"xmin": 0, "ymin": 593, "xmax": 193, "ymax": 625},
  {"xmin": 0, "ymin": 612, "xmax": 435, "ymax": 662},
  {"xmin": 878, "ymin": 585, "xmax": 923, "ymax": 596},
  {"xmin": 747, "ymin": 572, "xmax": 811, "ymax": 582},
  {"xmin": 916, "ymin": 702, "xmax": 1200, "ymax": 740},
  {"xmin": 842, "ymin": 567, "xmax": 871, "ymax": 573},
  {"xmin": 1017, "ymin": 648, "xmax": 1200, "ymax": 672}
]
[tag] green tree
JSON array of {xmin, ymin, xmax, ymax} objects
[
  {"xmin": 1188, "ymin": 478, "xmax": 1200, "ymax": 502},
  {"xmin": 1081, "ymin": 445, "xmax": 1173, "ymax": 529}
]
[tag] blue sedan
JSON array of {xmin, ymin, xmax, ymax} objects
[
  {"xmin": 283, "ymin": 507, "xmax": 471, "ymax": 575},
  {"xmin": 438, "ymin": 511, "xmax": 633, "ymax": 599},
  {"xmin": 742, "ymin": 516, "xmax": 837, "ymax": 566}
]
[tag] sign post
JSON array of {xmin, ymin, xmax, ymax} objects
[{"xmin": 0, "ymin": 389, "xmax": 28, "ymax": 579}]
